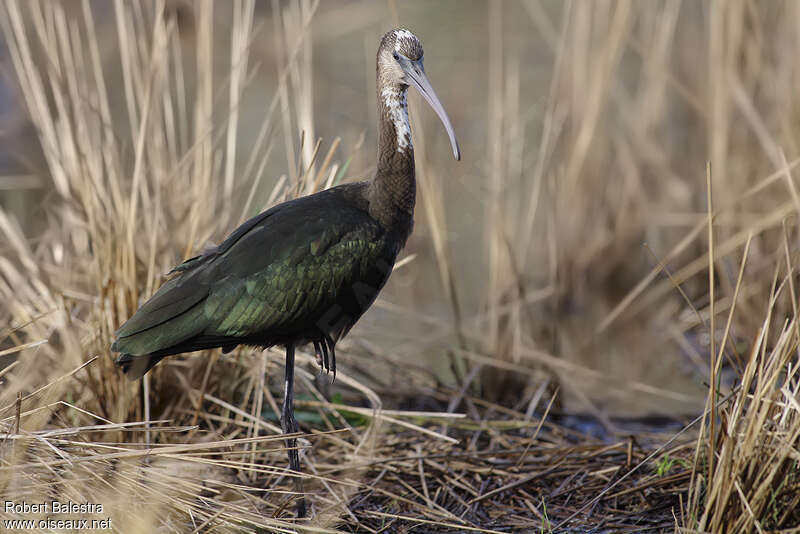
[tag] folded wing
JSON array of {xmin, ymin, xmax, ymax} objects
[{"xmin": 112, "ymin": 188, "xmax": 395, "ymax": 378}]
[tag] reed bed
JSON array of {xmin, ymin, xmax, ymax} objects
[
  {"xmin": 1, "ymin": 1, "xmax": 800, "ymax": 532},
  {"xmin": 1, "ymin": 362, "xmax": 699, "ymax": 532}
]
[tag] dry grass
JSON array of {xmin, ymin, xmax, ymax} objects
[{"xmin": 1, "ymin": 0, "xmax": 800, "ymax": 532}]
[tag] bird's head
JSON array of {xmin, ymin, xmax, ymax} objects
[{"xmin": 378, "ymin": 28, "xmax": 460, "ymax": 160}]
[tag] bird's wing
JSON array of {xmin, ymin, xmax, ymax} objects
[
  {"xmin": 113, "ymin": 188, "xmax": 394, "ymax": 356},
  {"xmin": 201, "ymin": 192, "xmax": 393, "ymax": 339},
  {"xmin": 112, "ymin": 207, "xmax": 281, "ymax": 344}
]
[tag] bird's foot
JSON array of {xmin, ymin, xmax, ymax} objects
[
  {"xmin": 313, "ymin": 340, "xmax": 332, "ymax": 375},
  {"xmin": 313, "ymin": 341, "xmax": 323, "ymax": 369},
  {"xmin": 295, "ymin": 495, "xmax": 308, "ymax": 519}
]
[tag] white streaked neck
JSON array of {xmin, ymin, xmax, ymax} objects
[{"xmin": 381, "ymin": 86, "xmax": 411, "ymax": 154}]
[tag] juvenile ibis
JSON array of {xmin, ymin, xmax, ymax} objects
[{"xmin": 111, "ymin": 28, "xmax": 460, "ymax": 517}]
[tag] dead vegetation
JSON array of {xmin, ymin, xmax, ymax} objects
[{"xmin": 1, "ymin": 1, "xmax": 800, "ymax": 532}]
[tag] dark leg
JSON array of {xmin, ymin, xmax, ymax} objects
[
  {"xmin": 281, "ymin": 343, "xmax": 307, "ymax": 517},
  {"xmin": 313, "ymin": 339, "xmax": 332, "ymax": 400},
  {"xmin": 323, "ymin": 333, "xmax": 336, "ymax": 380},
  {"xmin": 320, "ymin": 340, "xmax": 330, "ymax": 373},
  {"xmin": 313, "ymin": 341, "xmax": 324, "ymax": 370}
]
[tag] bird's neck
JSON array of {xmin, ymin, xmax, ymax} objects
[{"xmin": 371, "ymin": 83, "xmax": 416, "ymax": 235}]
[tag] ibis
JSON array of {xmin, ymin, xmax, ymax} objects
[{"xmin": 112, "ymin": 28, "xmax": 460, "ymax": 517}]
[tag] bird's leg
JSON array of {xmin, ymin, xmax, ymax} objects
[
  {"xmin": 320, "ymin": 340, "xmax": 330, "ymax": 373},
  {"xmin": 323, "ymin": 334, "xmax": 336, "ymax": 380},
  {"xmin": 313, "ymin": 341, "xmax": 324, "ymax": 370},
  {"xmin": 281, "ymin": 343, "xmax": 307, "ymax": 518}
]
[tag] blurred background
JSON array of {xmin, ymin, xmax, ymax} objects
[{"xmin": 3, "ymin": 0, "xmax": 799, "ymax": 421}]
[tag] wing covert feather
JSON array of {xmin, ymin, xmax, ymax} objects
[
  {"xmin": 115, "ymin": 266, "xmax": 210, "ymax": 339},
  {"xmin": 114, "ymin": 185, "xmax": 398, "ymax": 357},
  {"xmin": 204, "ymin": 219, "xmax": 388, "ymax": 338}
]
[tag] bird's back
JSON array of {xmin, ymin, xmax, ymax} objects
[{"xmin": 112, "ymin": 183, "xmax": 402, "ymax": 378}]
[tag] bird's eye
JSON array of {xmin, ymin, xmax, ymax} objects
[{"xmin": 393, "ymin": 52, "xmax": 400, "ymax": 60}]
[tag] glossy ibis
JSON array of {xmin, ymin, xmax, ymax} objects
[{"xmin": 111, "ymin": 28, "xmax": 460, "ymax": 517}]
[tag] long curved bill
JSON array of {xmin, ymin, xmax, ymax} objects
[{"xmin": 402, "ymin": 59, "xmax": 461, "ymax": 161}]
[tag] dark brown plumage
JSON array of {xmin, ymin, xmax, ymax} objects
[{"xmin": 111, "ymin": 28, "xmax": 459, "ymax": 518}]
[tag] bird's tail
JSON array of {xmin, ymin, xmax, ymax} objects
[
  {"xmin": 115, "ymin": 353, "xmax": 167, "ymax": 380},
  {"xmin": 112, "ymin": 300, "xmax": 208, "ymax": 379}
]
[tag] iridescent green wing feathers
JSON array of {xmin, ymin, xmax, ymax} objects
[
  {"xmin": 202, "ymin": 201, "xmax": 389, "ymax": 340},
  {"xmin": 112, "ymin": 188, "xmax": 394, "ymax": 360}
]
